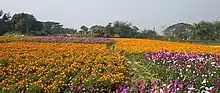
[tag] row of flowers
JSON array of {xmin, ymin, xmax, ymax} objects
[
  {"xmin": 144, "ymin": 51, "xmax": 220, "ymax": 92},
  {"xmin": 0, "ymin": 42, "xmax": 128, "ymax": 92},
  {"xmin": 114, "ymin": 38, "xmax": 220, "ymax": 55},
  {"xmin": 63, "ymin": 51, "xmax": 220, "ymax": 92},
  {"xmin": 0, "ymin": 36, "xmax": 114, "ymax": 44},
  {"xmin": 0, "ymin": 38, "xmax": 220, "ymax": 92},
  {"xmin": 27, "ymin": 36, "xmax": 114, "ymax": 44},
  {"xmin": 113, "ymin": 37, "xmax": 220, "ymax": 92},
  {"xmin": 66, "ymin": 79, "xmax": 220, "ymax": 93}
]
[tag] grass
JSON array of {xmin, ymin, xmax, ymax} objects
[
  {"xmin": 121, "ymin": 52, "xmax": 160, "ymax": 84},
  {"xmin": 166, "ymin": 39, "xmax": 220, "ymax": 46}
]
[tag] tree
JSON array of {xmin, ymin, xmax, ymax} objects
[
  {"xmin": 112, "ymin": 21, "xmax": 138, "ymax": 38},
  {"xmin": 137, "ymin": 29, "xmax": 158, "ymax": 39},
  {"xmin": 163, "ymin": 23, "xmax": 194, "ymax": 40},
  {"xmin": 145, "ymin": 29, "xmax": 158, "ymax": 39},
  {"xmin": 104, "ymin": 22, "xmax": 115, "ymax": 37},
  {"xmin": 80, "ymin": 25, "xmax": 88, "ymax": 34},
  {"xmin": 90, "ymin": 25, "xmax": 106, "ymax": 37},
  {"xmin": 194, "ymin": 21, "xmax": 217, "ymax": 40},
  {"xmin": 41, "ymin": 21, "xmax": 64, "ymax": 35},
  {"xmin": 131, "ymin": 26, "xmax": 140, "ymax": 37},
  {"xmin": 10, "ymin": 13, "xmax": 42, "ymax": 35},
  {"xmin": 0, "ymin": 10, "xmax": 11, "ymax": 35},
  {"xmin": 213, "ymin": 21, "xmax": 220, "ymax": 40},
  {"xmin": 63, "ymin": 28, "xmax": 77, "ymax": 34}
]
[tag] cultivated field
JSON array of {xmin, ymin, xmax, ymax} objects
[{"xmin": 0, "ymin": 36, "xmax": 219, "ymax": 93}]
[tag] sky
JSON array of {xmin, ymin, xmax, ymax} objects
[{"xmin": 1, "ymin": 0, "xmax": 220, "ymax": 34}]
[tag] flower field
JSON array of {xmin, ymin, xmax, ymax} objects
[
  {"xmin": 0, "ymin": 42, "xmax": 129, "ymax": 92},
  {"xmin": 0, "ymin": 37, "xmax": 220, "ymax": 92},
  {"xmin": 144, "ymin": 51, "xmax": 220, "ymax": 92},
  {"xmin": 114, "ymin": 38, "xmax": 220, "ymax": 55},
  {"xmin": 114, "ymin": 38, "xmax": 220, "ymax": 92},
  {"xmin": 27, "ymin": 36, "xmax": 114, "ymax": 44},
  {"xmin": 0, "ymin": 36, "xmax": 114, "ymax": 44}
]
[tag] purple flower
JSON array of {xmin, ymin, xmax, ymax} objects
[
  {"xmin": 27, "ymin": 36, "xmax": 114, "ymax": 44},
  {"xmin": 116, "ymin": 87, "xmax": 120, "ymax": 93},
  {"xmin": 136, "ymin": 80, "xmax": 143, "ymax": 89},
  {"xmin": 150, "ymin": 88, "xmax": 156, "ymax": 93},
  {"xmin": 140, "ymin": 86, "xmax": 145, "ymax": 92},
  {"xmin": 90, "ymin": 86, "xmax": 95, "ymax": 93},
  {"xmin": 77, "ymin": 86, "xmax": 82, "ymax": 93},
  {"xmin": 178, "ymin": 84, "xmax": 184, "ymax": 90},
  {"xmin": 160, "ymin": 87, "xmax": 166, "ymax": 93},
  {"xmin": 122, "ymin": 84, "xmax": 129, "ymax": 93},
  {"xmin": 215, "ymin": 84, "xmax": 220, "ymax": 88},
  {"xmin": 174, "ymin": 80, "xmax": 178, "ymax": 85}
]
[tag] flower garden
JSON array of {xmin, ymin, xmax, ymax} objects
[{"xmin": 0, "ymin": 36, "xmax": 220, "ymax": 93}]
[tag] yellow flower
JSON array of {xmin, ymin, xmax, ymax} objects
[
  {"xmin": 114, "ymin": 38, "xmax": 220, "ymax": 55},
  {"xmin": 0, "ymin": 41, "xmax": 129, "ymax": 91}
]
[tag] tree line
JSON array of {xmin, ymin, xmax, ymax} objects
[{"xmin": 1, "ymin": 10, "xmax": 220, "ymax": 41}]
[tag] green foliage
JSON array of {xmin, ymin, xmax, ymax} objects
[
  {"xmin": 10, "ymin": 13, "xmax": 40, "ymax": 34},
  {"xmin": 163, "ymin": 21, "xmax": 220, "ymax": 41},
  {"xmin": 122, "ymin": 53, "xmax": 160, "ymax": 84},
  {"xmin": 163, "ymin": 23, "xmax": 194, "ymax": 40},
  {"xmin": 90, "ymin": 25, "xmax": 106, "ymax": 37},
  {"xmin": 0, "ymin": 10, "xmax": 78, "ymax": 36},
  {"xmin": 80, "ymin": 25, "xmax": 89, "ymax": 34},
  {"xmin": 88, "ymin": 21, "xmax": 140, "ymax": 38},
  {"xmin": 1, "ymin": 9, "xmax": 220, "ymax": 42},
  {"xmin": 0, "ymin": 10, "xmax": 11, "ymax": 35},
  {"xmin": 194, "ymin": 21, "xmax": 218, "ymax": 40},
  {"xmin": 112, "ymin": 21, "xmax": 139, "ymax": 38},
  {"xmin": 136, "ymin": 29, "xmax": 159, "ymax": 39}
]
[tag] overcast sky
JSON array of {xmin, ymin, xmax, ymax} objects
[{"xmin": 1, "ymin": 0, "xmax": 220, "ymax": 33}]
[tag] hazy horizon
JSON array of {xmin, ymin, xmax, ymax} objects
[{"xmin": 1, "ymin": 0, "xmax": 220, "ymax": 34}]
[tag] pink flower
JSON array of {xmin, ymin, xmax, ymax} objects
[
  {"xmin": 77, "ymin": 86, "xmax": 82, "ymax": 93},
  {"xmin": 90, "ymin": 86, "xmax": 95, "ymax": 93},
  {"xmin": 70, "ymin": 87, "xmax": 74, "ymax": 93}
]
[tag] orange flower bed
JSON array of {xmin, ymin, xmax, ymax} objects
[
  {"xmin": 114, "ymin": 38, "xmax": 220, "ymax": 55},
  {"xmin": 0, "ymin": 42, "xmax": 128, "ymax": 92}
]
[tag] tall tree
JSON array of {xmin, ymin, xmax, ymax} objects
[
  {"xmin": 0, "ymin": 10, "xmax": 11, "ymax": 35},
  {"xmin": 80, "ymin": 25, "xmax": 88, "ymax": 34},
  {"xmin": 137, "ymin": 29, "xmax": 158, "ymax": 39},
  {"xmin": 41, "ymin": 21, "xmax": 64, "ymax": 35},
  {"xmin": 194, "ymin": 21, "xmax": 217, "ymax": 40},
  {"xmin": 63, "ymin": 28, "xmax": 77, "ymax": 34},
  {"xmin": 10, "ymin": 13, "xmax": 42, "ymax": 34},
  {"xmin": 213, "ymin": 21, "xmax": 220, "ymax": 40},
  {"xmin": 112, "ymin": 21, "xmax": 138, "ymax": 38},
  {"xmin": 163, "ymin": 23, "xmax": 194, "ymax": 40},
  {"xmin": 90, "ymin": 25, "xmax": 106, "ymax": 37},
  {"xmin": 105, "ymin": 22, "xmax": 114, "ymax": 37}
]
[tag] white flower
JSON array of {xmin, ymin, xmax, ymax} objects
[
  {"xmin": 162, "ymin": 84, "xmax": 166, "ymax": 87},
  {"xmin": 202, "ymin": 79, "xmax": 207, "ymax": 84},
  {"xmin": 201, "ymin": 90, "xmax": 210, "ymax": 93},
  {"xmin": 210, "ymin": 86, "xmax": 214, "ymax": 90},
  {"xmin": 160, "ymin": 89, "xmax": 163, "ymax": 93},
  {"xmin": 187, "ymin": 65, "xmax": 191, "ymax": 68},
  {"xmin": 188, "ymin": 87, "xmax": 195, "ymax": 90},
  {"xmin": 177, "ymin": 88, "xmax": 180, "ymax": 91},
  {"xmin": 205, "ymin": 87, "xmax": 210, "ymax": 90},
  {"xmin": 211, "ymin": 62, "xmax": 216, "ymax": 65}
]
